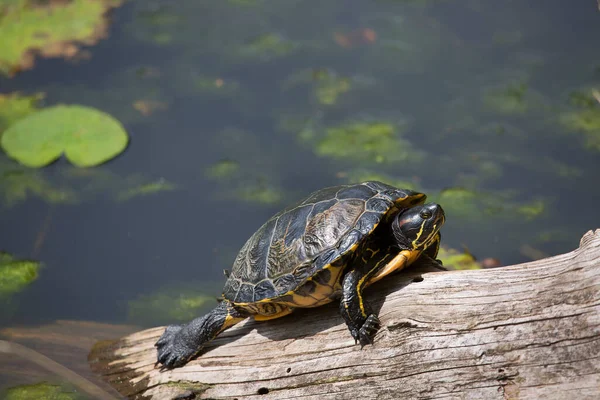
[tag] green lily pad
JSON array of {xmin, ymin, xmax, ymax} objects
[
  {"xmin": 1, "ymin": 105, "xmax": 129, "ymax": 168},
  {"xmin": 0, "ymin": 252, "xmax": 41, "ymax": 298},
  {"xmin": 0, "ymin": 0, "xmax": 124, "ymax": 76}
]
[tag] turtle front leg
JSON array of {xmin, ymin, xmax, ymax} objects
[
  {"xmin": 155, "ymin": 299, "xmax": 247, "ymax": 369},
  {"xmin": 339, "ymin": 269, "xmax": 381, "ymax": 347}
]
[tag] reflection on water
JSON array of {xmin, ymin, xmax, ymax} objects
[{"xmin": 0, "ymin": 0, "xmax": 599, "ymax": 392}]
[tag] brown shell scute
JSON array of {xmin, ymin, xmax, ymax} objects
[
  {"xmin": 303, "ymin": 198, "xmax": 364, "ymax": 257},
  {"xmin": 223, "ymin": 181, "xmax": 423, "ymax": 303}
]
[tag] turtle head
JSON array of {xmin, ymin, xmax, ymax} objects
[{"xmin": 392, "ymin": 203, "xmax": 445, "ymax": 251}]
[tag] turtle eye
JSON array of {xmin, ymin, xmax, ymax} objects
[{"xmin": 419, "ymin": 210, "xmax": 432, "ymax": 219}]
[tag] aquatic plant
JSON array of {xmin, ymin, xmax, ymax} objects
[
  {"xmin": 0, "ymin": 253, "xmax": 41, "ymax": 299},
  {"xmin": 1, "ymin": 105, "xmax": 129, "ymax": 168},
  {"xmin": 0, "ymin": 0, "xmax": 123, "ymax": 76},
  {"xmin": 316, "ymin": 121, "xmax": 420, "ymax": 165},
  {"xmin": 128, "ymin": 285, "xmax": 220, "ymax": 326}
]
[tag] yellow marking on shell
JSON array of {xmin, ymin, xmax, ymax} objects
[
  {"xmin": 277, "ymin": 263, "xmax": 345, "ymax": 308},
  {"xmin": 253, "ymin": 306, "xmax": 293, "ymax": 321},
  {"xmin": 238, "ymin": 263, "xmax": 346, "ymax": 311}
]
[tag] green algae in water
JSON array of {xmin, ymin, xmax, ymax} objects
[
  {"xmin": 315, "ymin": 78, "xmax": 351, "ymax": 106},
  {"xmin": 0, "ymin": 167, "xmax": 78, "ymax": 207},
  {"xmin": 1, "ymin": 105, "xmax": 129, "ymax": 168},
  {"xmin": 0, "ymin": 252, "xmax": 41, "ymax": 298},
  {"xmin": 205, "ymin": 160, "xmax": 241, "ymax": 180},
  {"xmin": 115, "ymin": 178, "xmax": 178, "ymax": 202},
  {"xmin": 286, "ymin": 69, "xmax": 352, "ymax": 106},
  {"xmin": 435, "ymin": 187, "xmax": 547, "ymax": 222},
  {"xmin": 193, "ymin": 76, "xmax": 240, "ymax": 95},
  {"xmin": 238, "ymin": 180, "xmax": 284, "ymax": 205},
  {"xmin": 483, "ymin": 82, "xmax": 529, "ymax": 114},
  {"xmin": 0, "ymin": 93, "xmax": 44, "ymax": 136},
  {"xmin": 204, "ymin": 128, "xmax": 286, "ymax": 205},
  {"xmin": 128, "ymin": 285, "xmax": 219, "ymax": 326},
  {"xmin": 316, "ymin": 122, "xmax": 420, "ymax": 164},
  {"xmin": 0, "ymin": 0, "xmax": 123, "ymax": 76},
  {"xmin": 0, "ymin": 163, "xmax": 176, "ymax": 208},
  {"xmin": 238, "ymin": 33, "xmax": 298, "ymax": 60},
  {"xmin": 560, "ymin": 108, "xmax": 600, "ymax": 152},
  {"xmin": 342, "ymin": 169, "xmax": 420, "ymax": 192},
  {"xmin": 3, "ymin": 382, "xmax": 83, "ymax": 400},
  {"xmin": 517, "ymin": 199, "xmax": 545, "ymax": 220}
]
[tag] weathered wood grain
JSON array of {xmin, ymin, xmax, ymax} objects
[{"xmin": 89, "ymin": 229, "xmax": 600, "ymax": 400}]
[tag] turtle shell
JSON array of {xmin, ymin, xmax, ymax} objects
[{"xmin": 222, "ymin": 181, "xmax": 425, "ymax": 305}]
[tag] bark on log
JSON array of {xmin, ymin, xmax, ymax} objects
[{"xmin": 89, "ymin": 229, "xmax": 600, "ymax": 400}]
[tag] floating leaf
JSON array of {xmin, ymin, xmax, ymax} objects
[
  {"xmin": 0, "ymin": 252, "xmax": 41, "ymax": 298},
  {"xmin": 0, "ymin": 0, "xmax": 124, "ymax": 76},
  {"xmin": 1, "ymin": 105, "xmax": 129, "ymax": 168}
]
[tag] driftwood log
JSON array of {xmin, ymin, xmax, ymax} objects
[{"xmin": 89, "ymin": 229, "xmax": 600, "ymax": 399}]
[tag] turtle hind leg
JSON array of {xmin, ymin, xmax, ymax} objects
[{"xmin": 155, "ymin": 300, "xmax": 246, "ymax": 369}]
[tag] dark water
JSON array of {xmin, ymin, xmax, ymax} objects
[{"xmin": 1, "ymin": 0, "xmax": 599, "ymax": 391}]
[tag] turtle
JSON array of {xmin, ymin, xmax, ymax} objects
[{"xmin": 155, "ymin": 181, "xmax": 445, "ymax": 369}]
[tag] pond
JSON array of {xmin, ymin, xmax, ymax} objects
[{"xmin": 1, "ymin": 0, "xmax": 599, "ymax": 396}]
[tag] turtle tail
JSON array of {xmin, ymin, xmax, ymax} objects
[{"xmin": 155, "ymin": 300, "xmax": 247, "ymax": 369}]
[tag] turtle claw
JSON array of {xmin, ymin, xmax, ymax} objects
[
  {"xmin": 358, "ymin": 314, "xmax": 380, "ymax": 347},
  {"xmin": 349, "ymin": 328, "xmax": 360, "ymax": 344},
  {"xmin": 346, "ymin": 314, "xmax": 381, "ymax": 347},
  {"xmin": 155, "ymin": 324, "xmax": 198, "ymax": 369}
]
